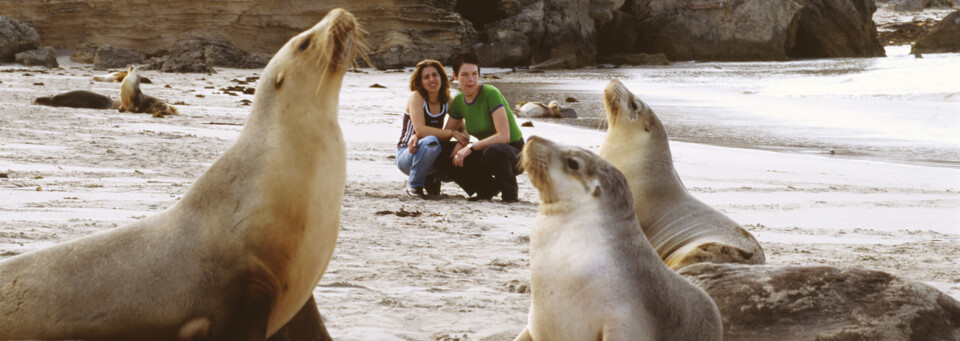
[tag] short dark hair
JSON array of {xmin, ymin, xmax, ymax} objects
[{"xmin": 451, "ymin": 51, "xmax": 480, "ymax": 76}]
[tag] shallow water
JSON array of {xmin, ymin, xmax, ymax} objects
[{"xmin": 492, "ymin": 46, "xmax": 960, "ymax": 169}]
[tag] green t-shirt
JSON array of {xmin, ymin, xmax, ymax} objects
[{"xmin": 450, "ymin": 84, "xmax": 523, "ymax": 143}]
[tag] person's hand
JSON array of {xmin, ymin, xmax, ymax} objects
[
  {"xmin": 407, "ymin": 134, "xmax": 419, "ymax": 154},
  {"xmin": 453, "ymin": 143, "xmax": 473, "ymax": 167},
  {"xmin": 452, "ymin": 130, "xmax": 469, "ymax": 145}
]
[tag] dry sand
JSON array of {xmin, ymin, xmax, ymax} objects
[{"xmin": 1, "ymin": 56, "xmax": 958, "ymax": 340}]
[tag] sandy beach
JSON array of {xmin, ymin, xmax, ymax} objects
[{"xmin": 1, "ymin": 54, "xmax": 958, "ymax": 340}]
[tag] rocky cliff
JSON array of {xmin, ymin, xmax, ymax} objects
[
  {"xmin": 0, "ymin": 0, "xmax": 886, "ymax": 68},
  {"xmin": 911, "ymin": 10, "xmax": 960, "ymax": 54}
]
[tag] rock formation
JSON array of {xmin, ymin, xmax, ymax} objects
[
  {"xmin": 679, "ymin": 263, "xmax": 960, "ymax": 341},
  {"xmin": 0, "ymin": 0, "xmax": 887, "ymax": 68},
  {"xmin": 0, "ymin": 16, "xmax": 41, "ymax": 62},
  {"xmin": 93, "ymin": 45, "xmax": 145, "ymax": 70},
  {"xmin": 15, "ymin": 46, "xmax": 58, "ymax": 68},
  {"xmin": 599, "ymin": 0, "xmax": 884, "ymax": 61},
  {"xmin": 912, "ymin": 10, "xmax": 960, "ymax": 54}
]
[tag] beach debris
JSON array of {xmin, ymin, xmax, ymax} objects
[
  {"xmin": 370, "ymin": 83, "xmax": 387, "ymax": 88},
  {"xmin": 375, "ymin": 207, "xmax": 421, "ymax": 217},
  {"xmin": 565, "ymin": 96, "xmax": 578, "ymax": 102},
  {"xmin": 522, "ymin": 121, "xmax": 534, "ymax": 127}
]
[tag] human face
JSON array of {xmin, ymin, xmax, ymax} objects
[
  {"xmin": 455, "ymin": 63, "xmax": 480, "ymax": 97},
  {"xmin": 421, "ymin": 65, "xmax": 442, "ymax": 96}
]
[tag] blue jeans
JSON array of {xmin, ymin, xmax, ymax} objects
[{"xmin": 396, "ymin": 135, "xmax": 442, "ymax": 188}]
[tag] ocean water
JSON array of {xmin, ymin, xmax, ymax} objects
[{"xmin": 493, "ymin": 45, "xmax": 960, "ymax": 169}]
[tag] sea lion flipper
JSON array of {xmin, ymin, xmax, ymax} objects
[
  {"xmin": 267, "ymin": 295, "xmax": 332, "ymax": 341},
  {"xmin": 512, "ymin": 325, "xmax": 532, "ymax": 341}
]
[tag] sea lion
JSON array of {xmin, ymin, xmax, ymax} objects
[
  {"xmin": 119, "ymin": 65, "xmax": 178, "ymax": 117},
  {"xmin": 514, "ymin": 136, "xmax": 722, "ymax": 341},
  {"xmin": 33, "ymin": 90, "xmax": 120, "ymax": 109},
  {"xmin": 515, "ymin": 100, "xmax": 577, "ymax": 118},
  {"xmin": 599, "ymin": 79, "xmax": 765, "ymax": 270},
  {"xmin": 0, "ymin": 8, "xmax": 363, "ymax": 340},
  {"xmin": 678, "ymin": 263, "xmax": 960, "ymax": 340},
  {"xmin": 93, "ymin": 69, "xmax": 152, "ymax": 83}
]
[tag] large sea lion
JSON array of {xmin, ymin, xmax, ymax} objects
[
  {"xmin": 119, "ymin": 65, "xmax": 178, "ymax": 117},
  {"xmin": 514, "ymin": 136, "xmax": 722, "ymax": 341},
  {"xmin": 515, "ymin": 100, "xmax": 577, "ymax": 118},
  {"xmin": 0, "ymin": 8, "xmax": 363, "ymax": 340},
  {"xmin": 678, "ymin": 263, "xmax": 960, "ymax": 340},
  {"xmin": 33, "ymin": 90, "xmax": 120, "ymax": 109},
  {"xmin": 599, "ymin": 79, "xmax": 765, "ymax": 270}
]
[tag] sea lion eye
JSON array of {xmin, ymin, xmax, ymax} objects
[
  {"xmin": 298, "ymin": 38, "xmax": 312, "ymax": 51},
  {"xmin": 629, "ymin": 100, "xmax": 638, "ymax": 111},
  {"xmin": 566, "ymin": 158, "xmax": 579, "ymax": 171}
]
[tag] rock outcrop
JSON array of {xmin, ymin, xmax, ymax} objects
[
  {"xmin": 93, "ymin": 45, "xmax": 145, "ymax": 70},
  {"xmin": 0, "ymin": 1, "xmax": 479, "ymax": 70},
  {"xmin": 912, "ymin": 10, "xmax": 960, "ymax": 54},
  {"xmin": 15, "ymin": 46, "xmax": 58, "ymax": 67},
  {"xmin": 679, "ymin": 263, "xmax": 960, "ymax": 341},
  {"xmin": 0, "ymin": 16, "xmax": 41, "ymax": 62},
  {"xmin": 598, "ymin": 0, "xmax": 884, "ymax": 61},
  {"xmin": 0, "ymin": 0, "xmax": 888, "ymax": 67}
]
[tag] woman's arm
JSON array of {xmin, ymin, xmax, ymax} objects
[{"xmin": 408, "ymin": 92, "xmax": 456, "ymax": 140}]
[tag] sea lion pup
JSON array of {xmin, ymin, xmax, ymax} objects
[
  {"xmin": 678, "ymin": 263, "xmax": 960, "ymax": 340},
  {"xmin": 514, "ymin": 136, "xmax": 722, "ymax": 341},
  {"xmin": 598, "ymin": 79, "xmax": 765, "ymax": 270},
  {"xmin": 119, "ymin": 65, "xmax": 178, "ymax": 117},
  {"xmin": 33, "ymin": 90, "xmax": 121, "ymax": 109},
  {"xmin": 0, "ymin": 8, "xmax": 363, "ymax": 340}
]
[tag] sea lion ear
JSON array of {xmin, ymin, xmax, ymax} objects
[
  {"xmin": 275, "ymin": 72, "xmax": 285, "ymax": 89},
  {"xmin": 643, "ymin": 116, "xmax": 654, "ymax": 132},
  {"xmin": 593, "ymin": 185, "xmax": 602, "ymax": 198}
]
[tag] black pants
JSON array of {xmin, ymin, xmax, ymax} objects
[{"xmin": 436, "ymin": 139, "xmax": 524, "ymax": 200}]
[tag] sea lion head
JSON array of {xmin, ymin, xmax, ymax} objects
[
  {"xmin": 522, "ymin": 136, "xmax": 633, "ymax": 210},
  {"xmin": 603, "ymin": 79, "xmax": 667, "ymax": 141},
  {"xmin": 256, "ymin": 8, "xmax": 366, "ymax": 111}
]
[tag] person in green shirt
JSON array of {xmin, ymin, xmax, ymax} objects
[{"xmin": 437, "ymin": 51, "xmax": 525, "ymax": 203}]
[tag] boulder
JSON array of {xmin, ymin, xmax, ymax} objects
[
  {"xmin": 472, "ymin": 1, "xmax": 543, "ymax": 67},
  {"xmin": 791, "ymin": 0, "xmax": 885, "ymax": 58},
  {"xmin": 145, "ymin": 57, "xmax": 217, "ymax": 74},
  {"xmin": 154, "ymin": 38, "xmax": 266, "ymax": 69},
  {"xmin": 15, "ymin": 46, "xmax": 58, "ymax": 68},
  {"xmin": 606, "ymin": 0, "xmax": 884, "ymax": 61},
  {"xmin": 70, "ymin": 43, "xmax": 98, "ymax": 64},
  {"xmin": 912, "ymin": 10, "xmax": 960, "ymax": 54},
  {"xmin": 0, "ymin": 16, "xmax": 41, "ymax": 62},
  {"xmin": 94, "ymin": 45, "xmax": 145, "ymax": 70},
  {"xmin": 631, "ymin": 0, "xmax": 805, "ymax": 61},
  {"xmin": 679, "ymin": 263, "xmax": 960, "ymax": 341}
]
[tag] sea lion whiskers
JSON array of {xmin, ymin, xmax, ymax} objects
[{"xmin": 310, "ymin": 10, "xmax": 370, "ymax": 96}]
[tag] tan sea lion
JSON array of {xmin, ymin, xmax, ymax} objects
[
  {"xmin": 119, "ymin": 65, "xmax": 178, "ymax": 117},
  {"xmin": 0, "ymin": 8, "xmax": 363, "ymax": 340},
  {"xmin": 678, "ymin": 263, "xmax": 960, "ymax": 340},
  {"xmin": 598, "ymin": 79, "xmax": 764, "ymax": 270},
  {"xmin": 515, "ymin": 100, "xmax": 577, "ymax": 118},
  {"xmin": 93, "ymin": 69, "xmax": 153, "ymax": 83},
  {"xmin": 514, "ymin": 136, "xmax": 722, "ymax": 341},
  {"xmin": 33, "ymin": 90, "xmax": 120, "ymax": 109}
]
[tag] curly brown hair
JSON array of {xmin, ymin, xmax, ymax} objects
[{"xmin": 409, "ymin": 59, "xmax": 450, "ymax": 104}]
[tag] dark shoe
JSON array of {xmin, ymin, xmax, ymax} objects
[
  {"xmin": 501, "ymin": 195, "xmax": 519, "ymax": 203},
  {"xmin": 405, "ymin": 186, "xmax": 425, "ymax": 198},
  {"xmin": 424, "ymin": 174, "xmax": 441, "ymax": 196}
]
